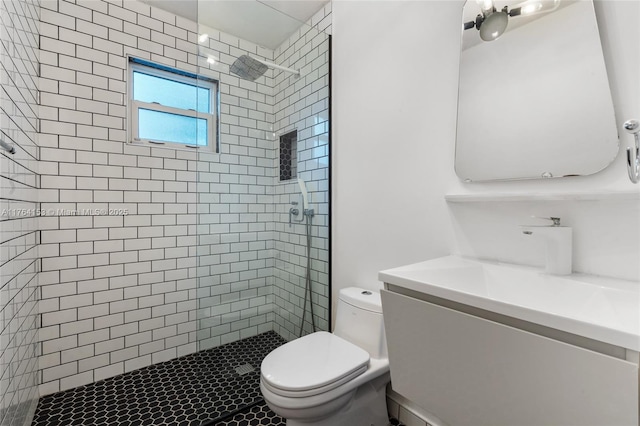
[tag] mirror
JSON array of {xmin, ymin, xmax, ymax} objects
[{"xmin": 455, "ymin": 0, "xmax": 619, "ymax": 182}]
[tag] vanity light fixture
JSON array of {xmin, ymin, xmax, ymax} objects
[
  {"xmin": 464, "ymin": 0, "xmax": 561, "ymax": 42},
  {"xmin": 479, "ymin": 8, "xmax": 509, "ymax": 41}
]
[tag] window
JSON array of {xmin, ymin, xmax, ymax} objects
[{"xmin": 128, "ymin": 58, "xmax": 218, "ymax": 151}]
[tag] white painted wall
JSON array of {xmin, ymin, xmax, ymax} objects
[
  {"xmin": 332, "ymin": 0, "xmax": 640, "ymax": 323},
  {"xmin": 332, "ymin": 1, "xmax": 462, "ymax": 315}
]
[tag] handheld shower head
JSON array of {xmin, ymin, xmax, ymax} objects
[{"xmin": 298, "ymin": 178, "xmax": 309, "ymax": 210}]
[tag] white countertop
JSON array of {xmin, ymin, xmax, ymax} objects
[{"xmin": 379, "ymin": 256, "xmax": 640, "ymax": 352}]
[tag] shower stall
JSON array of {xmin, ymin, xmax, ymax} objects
[
  {"xmin": 193, "ymin": 1, "xmax": 332, "ymax": 347},
  {"xmin": 192, "ymin": 2, "xmax": 333, "ymax": 420},
  {"xmin": 192, "ymin": 0, "xmax": 333, "ymax": 421},
  {"xmin": 0, "ymin": 0, "xmax": 331, "ymax": 424}
]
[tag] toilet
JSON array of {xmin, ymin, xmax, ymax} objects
[{"xmin": 260, "ymin": 287, "xmax": 390, "ymax": 426}]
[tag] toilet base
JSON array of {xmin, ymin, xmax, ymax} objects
[{"xmin": 284, "ymin": 373, "xmax": 390, "ymax": 426}]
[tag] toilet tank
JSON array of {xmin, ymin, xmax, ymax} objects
[{"xmin": 334, "ymin": 287, "xmax": 388, "ymax": 359}]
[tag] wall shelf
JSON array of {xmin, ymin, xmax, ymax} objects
[{"xmin": 444, "ymin": 191, "xmax": 640, "ymax": 203}]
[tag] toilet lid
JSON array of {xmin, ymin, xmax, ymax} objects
[{"xmin": 261, "ymin": 331, "xmax": 370, "ymax": 393}]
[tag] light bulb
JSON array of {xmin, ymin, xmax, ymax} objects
[
  {"xmin": 206, "ymin": 56, "xmax": 216, "ymax": 65},
  {"xmin": 198, "ymin": 33, "xmax": 208, "ymax": 43},
  {"xmin": 521, "ymin": 3, "xmax": 542, "ymax": 14},
  {"xmin": 518, "ymin": 0, "xmax": 560, "ymax": 15},
  {"xmin": 476, "ymin": 0, "xmax": 494, "ymax": 13},
  {"xmin": 479, "ymin": 11, "xmax": 508, "ymax": 41}
]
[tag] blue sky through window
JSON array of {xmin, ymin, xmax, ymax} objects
[
  {"xmin": 133, "ymin": 71, "xmax": 210, "ymax": 113},
  {"xmin": 138, "ymin": 109, "xmax": 208, "ymax": 146}
]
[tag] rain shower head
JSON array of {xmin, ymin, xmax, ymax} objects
[
  {"xmin": 229, "ymin": 55, "xmax": 301, "ymax": 81},
  {"xmin": 230, "ymin": 55, "xmax": 269, "ymax": 81}
]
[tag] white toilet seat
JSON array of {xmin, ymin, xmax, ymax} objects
[
  {"xmin": 261, "ymin": 331, "xmax": 370, "ymax": 397},
  {"xmin": 261, "ymin": 364, "xmax": 368, "ymax": 398}
]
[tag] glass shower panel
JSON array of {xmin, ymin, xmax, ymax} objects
[{"xmin": 193, "ymin": 0, "xmax": 332, "ymax": 402}]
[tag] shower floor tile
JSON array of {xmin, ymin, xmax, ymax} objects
[
  {"xmin": 214, "ymin": 401, "xmax": 285, "ymax": 426},
  {"xmin": 217, "ymin": 400, "xmax": 405, "ymax": 426},
  {"xmin": 31, "ymin": 331, "xmax": 286, "ymax": 426}
]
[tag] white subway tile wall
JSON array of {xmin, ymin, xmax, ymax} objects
[
  {"xmin": 271, "ymin": 4, "xmax": 331, "ymax": 340},
  {"xmin": 37, "ymin": 0, "xmax": 331, "ymax": 394},
  {"xmin": 0, "ymin": 0, "xmax": 41, "ymax": 424}
]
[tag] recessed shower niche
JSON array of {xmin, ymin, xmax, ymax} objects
[{"xmin": 279, "ymin": 130, "xmax": 298, "ymax": 181}]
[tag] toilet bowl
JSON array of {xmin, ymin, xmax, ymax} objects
[{"xmin": 260, "ymin": 287, "xmax": 390, "ymax": 426}]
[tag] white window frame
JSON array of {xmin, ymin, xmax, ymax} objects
[{"xmin": 128, "ymin": 60, "xmax": 218, "ymax": 152}]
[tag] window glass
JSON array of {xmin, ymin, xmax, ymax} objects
[
  {"xmin": 133, "ymin": 71, "xmax": 210, "ymax": 113},
  {"xmin": 138, "ymin": 109, "xmax": 208, "ymax": 146}
]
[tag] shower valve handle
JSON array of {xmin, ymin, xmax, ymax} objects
[{"xmin": 289, "ymin": 207, "xmax": 300, "ymax": 227}]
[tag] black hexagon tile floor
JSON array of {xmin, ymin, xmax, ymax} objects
[
  {"xmin": 32, "ymin": 330, "xmax": 406, "ymax": 426},
  {"xmin": 32, "ymin": 331, "xmax": 286, "ymax": 426},
  {"xmin": 214, "ymin": 401, "xmax": 285, "ymax": 426},
  {"xmin": 216, "ymin": 402, "xmax": 404, "ymax": 426}
]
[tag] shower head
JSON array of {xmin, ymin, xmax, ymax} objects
[
  {"xmin": 229, "ymin": 55, "xmax": 301, "ymax": 81},
  {"xmin": 230, "ymin": 55, "xmax": 269, "ymax": 81}
]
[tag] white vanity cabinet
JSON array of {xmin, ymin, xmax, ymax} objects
[
  {"xmin": 382, "ymin": 290, "xmax": 638, "ymax": 425},
  {"xmin": 379, "ymin": 257, "xmax": 640, "ymax": 426}
]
